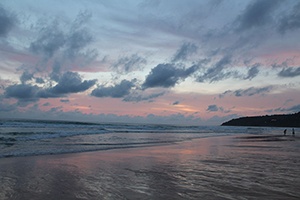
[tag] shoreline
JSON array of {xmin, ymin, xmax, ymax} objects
[
  {"xmin": 0, "ymin": 139, "xmax": 181, "ymax": 159},
  {"xmin": 2, "ymin": 133, "xmax": 299, "ymax": 159},
  {"xmin": 0, "ymin": 134, "xmax": 231, "ymax": 159},
  {"xmin": 1, "ymin": 134, "xmax": 300, "ymax": 199}
]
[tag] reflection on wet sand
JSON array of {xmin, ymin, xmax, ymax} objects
[{"xmin": 0, "ymin": 135, "xmax": 300, "ymax": 200}]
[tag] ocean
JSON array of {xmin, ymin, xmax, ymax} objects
[
  {"xmin": 1, "ymin": 119, "xmax": 300, "ymax": 199},
  {"xmin": 0, "ymin": 119, "xmax": 289, "ymax": 158}
]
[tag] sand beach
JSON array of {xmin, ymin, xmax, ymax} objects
[{"xmin": 1, "ymin": 134, "xmax": 299, "ymax": 200}]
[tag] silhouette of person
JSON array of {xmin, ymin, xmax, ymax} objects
[
  {"xmin": 284, "ymin": 129, "xmax": 287, "ymax": 135},
  {"xmin": 292, "ymin": 128, "xmax": 295, "ymax": 136}
]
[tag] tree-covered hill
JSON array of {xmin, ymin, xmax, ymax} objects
[{"xmin": 221, "ymin": 112, "xmax": 300, "ymax": 127}]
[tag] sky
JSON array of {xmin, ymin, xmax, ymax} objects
[{"xmin": 0, "ymin": 0, "xmax": 300, "ymax": 125}]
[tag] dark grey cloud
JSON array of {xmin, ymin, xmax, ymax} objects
[
  {"xmin": 20, "ymin": 71, "xmax": 34, "ymax": 84},
  {"xmin": 123, "ymin": 91, "xmax": 165, "ymax": 102},
  {"xmin": 65, "ymin": 29, "xmax": 93, "ymax": 59},
  {"xmin": 233, "ymin": 86, "xmax": 273, "ymax": 97},
  {"xmin": 207, "ymin": 104, "xmax": 219, "ymax": 112},
  {"xmin": 49, "ymin": 106, "xmax": 63, "ymax": 113},
  {"xmin": 42, "ymin": 102, "xmax": 50, "ymax": 106},
  {"xmin": 266, "ymin": 104, "xmax": 300, "ymax": 113},
  {"xmin": 235, "ymin": 0, "xmax": 281, "ymax": 32},
  {"xmin": 172, "ymin": 101, "xmax": 180, "ymax": 105},
  {"xmin": 50, "ymin": 71, "xmax": 96, "ymax": 94},
  {"xmin": 281, "ymin": 104, "xmax": 300, "ymax": 113},
  {"xmin": 244, "ymin": 63, "xmax": 260, "ymax": 80},
  {"xmin": 278, "ymin": 67, "xmax": 300, "ymax": 78},
  {"xmin": 91, "ymin": 79, "xmax": 135, "ymax": 98},
  {"xmin": 72, "ymin": 10, "xmax": 92, "ymax": 29},
  {"xmin": 142, "ymin": 63, "xmax": 199, "ymax": 89},
  {"xmin": 30, "ymin": 12, "xmax": 95, "ymax": 62},
  {"xmin": 196, "ymin": 55, "xmax": 231, "ymax": 82},
  {"xmin": 206, "ymin": 104, "xmax": 230, "ymax": 113},
  {"xmin": 278, "ymin": 2, "xmax": 300, "ymax": 34},
  {"xmin": 209, "ymin": 0, "xmax": 300, "ymax": 63},
  {"xmin": 271, "ymin": 60, "xmax": 289, "ymax": 69},
  {"xmin": 60, "ymin": 99, "xmax": 70, "ymax": 103},
  {"xmin": 218, "ymin": 90, "xmax": 231, "ymax": 98},
  {"xmin": 30, "ymin": 20, "xmax": 66, "ymax": 58},
  {"xmin": 5, "ymin": 71, "xmax": 96, "ymax": 101},
  {"xmin": 35, "ymin": 77, "xmax": 45, "ymax": 84},
  {"xmin": 5, "ymin": 84, "xmax": 40, "ymax": 101},
  {"xmin": 220, "ymin": 86, "xmax": 273, "ymax": 98},
  {"xmin": 112, "ymin": 54, "xmax": 147, "ymax": 73},
  {"xmin": 196, "ymin": 57, "xmax": 260, "ymax": 82},
  {"xmin": 50, "ymin": 61, "xmax": 62, "ymax": 82},
  {"xmin": 172, "ymin": 42, "xmax": 198, "ymax": 62},
  {"xmin": 0, "ymin": 5, "xmax": 15, "ymax": 37},
  {"xmin": 35, "ymin": 88, "xmax": 62, "ymax": 99}
]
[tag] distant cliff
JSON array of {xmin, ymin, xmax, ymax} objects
[{"xmin": 221, "ymin": 112, "xmax": 300, "ymax": 127}]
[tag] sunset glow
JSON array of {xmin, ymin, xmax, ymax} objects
[{"xmin": 1, "ymin": 0, "xmax": 300, "ymax": 125}]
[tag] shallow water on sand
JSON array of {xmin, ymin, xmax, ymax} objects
[
  {"xmin": 1, "ymin": 135, "xmax": 299, "ymax": 200},
  {"xmin": 2, "ymin": 119, "xmax": 296, "ymax": 158}
]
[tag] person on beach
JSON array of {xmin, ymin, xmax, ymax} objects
[
  {"xmin": 284, "ymin": 129, "xmax": 287, "ymax": 135},
  {"xmin": 292, "ymin": 128, "xmax": 295, "ymax": 136}
]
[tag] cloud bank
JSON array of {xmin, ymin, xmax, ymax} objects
[
  {"xmin": 5, "ymin": 71, "xmax": 96, "ymax": 102},
  {"xmin": 91, "ymin": 79, "xmax": 135, "ymax": 98},
  {"xmin": 142, "ymin": 63, "xmax": 199, "ymax": 89}
]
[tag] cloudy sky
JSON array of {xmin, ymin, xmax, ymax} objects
[{"xmin": 1, "ymin": 0, "xmax": 300, "ymax": 125}]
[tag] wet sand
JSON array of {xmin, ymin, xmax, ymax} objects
[{"xmin": 1, "ymin": 135, "xmax": 300, "ymax": 200}]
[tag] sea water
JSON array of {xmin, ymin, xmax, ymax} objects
[
  {"xmin": 0, "ymin": 119, "xmax": 292, "ymax": 158},
  {"xmin": 1, "ymin": 119, "xmax": 300, "ymax": 200}
]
